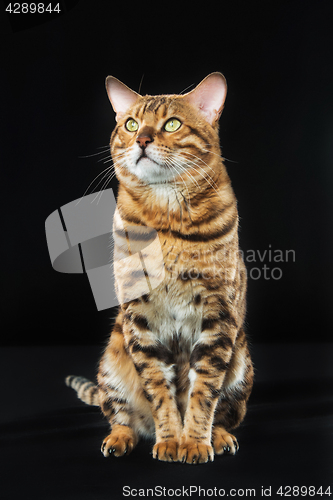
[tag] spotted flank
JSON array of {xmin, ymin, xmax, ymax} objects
[{"xmin": 66, "ymin": 72, "xmax": 254, "ymax": 464}]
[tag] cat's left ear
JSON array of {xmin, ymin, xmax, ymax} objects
[
  {"xmin": 183, "ymin": 72, "xmax": 227, "ymax": 126},
  {"xmin": 106, "ymin": 76, "xmax": 140, "ymax": 121}
]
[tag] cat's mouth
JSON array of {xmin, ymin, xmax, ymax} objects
[
  {"xmin": 137, "ymin": 151, "xmax": 159, "ymax": 166},
  {"xmin": 138, "ymin": 150, "xmax": 148, "ymax": 161},
  {"xmin": 131, "ymin": 149, "xmax": 173, "ymax": 184}
]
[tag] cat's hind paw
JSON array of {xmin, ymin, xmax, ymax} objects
[
  {"xmin": 178, "ymin": 441, "xmax": 214, "ymax": 464},
  {"xmin": 152, "ymin": 440, "xmax": 178, "ymax": 462},
  {"xmin": 212, "ymin": 427, "xmax": 238, "ymax": 455},
  {"xmin": 101, "ymin": 425, "xmax": 137, "ymax": 457}
]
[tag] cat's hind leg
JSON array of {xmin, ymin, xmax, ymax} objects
[
  {"xmin": 212, "ymin": 393, "xmax": 246, "ymax": 455},
  {"xmin": 212, "ymin": 425, "xmax": 239, "ymax": 455},
  {"xmin": 101, "ymin": 425, "xmax": 137, "ymax": 457},
  {"xmin": 212, "ymin": 336, "xmax": 253, "ymax": 456}
]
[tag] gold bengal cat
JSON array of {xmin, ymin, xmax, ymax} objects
[{"xmin": 66, "ymin": 72, "xmax": 253, "ymax": 464}]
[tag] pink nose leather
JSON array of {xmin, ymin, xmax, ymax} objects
[{"xmin": 136, "ymin": 135, "xmax": 153, "ymax": 149}]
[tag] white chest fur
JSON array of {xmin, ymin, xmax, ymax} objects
[{"xmin": 147, "ymin": 278, "xmax": 202, "ymax": 353}]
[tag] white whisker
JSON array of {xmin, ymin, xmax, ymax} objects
[
  {"xmin": 166, "ymin": 158, "xmax": 193, "ymax": 197},
  {"xmin": 182, "ymin": 151, "xmax": 217, "ymax": 177},
  {"xmin": 75, "ymin": 153, "xmax": 126, "ymax": 205},
  {"xmin": 98, "ymin": 156, "xmax": 113, "ymax": 164},
  {"xmin": 75, "ymin": 167, "xmax": 113, "ymax": 205},
  {"xmin": 166, "ymin": 159, "xmax": 191, "ymax": 195},
  {"xmin": 164, "ymin": 159, "xmax": 192, "ymax": 223},
  {"xmin": 92, "ymin": 169, "xmax": 119, "ymax": 204},
  {"xmin": 201, "ymin": 145, "xmax": 238, "ymax": 164},
  {"xmin": 165, "ymin": 157, "xmax": 198, "ymax": 221},
  {"xmin": 172, "ymin": 151, "xmax": 225, "ymax": 202},
  {"xmin": 78, "ymin": 145, "xmax": 111, "ymax": 159}
]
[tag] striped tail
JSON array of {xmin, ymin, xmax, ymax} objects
[{"xmin": 65, "ymin": 375, "xmax": 99, "ymax": 406}]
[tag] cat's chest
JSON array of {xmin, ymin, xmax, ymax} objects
[{"xmin": 146, "ymin": 279, "xmax": 203, "ymax": 351}]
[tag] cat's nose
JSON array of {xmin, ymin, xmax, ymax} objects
[
  {"xmin": 136, "ymin": 128, "xmax": 154, "ymax": 149},
  {"xmin": 136, "ymin": 136, "xmax": 152, "ymax": 149}
]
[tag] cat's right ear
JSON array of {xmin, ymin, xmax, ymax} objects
[
  {"xmin": 106, "ymin": 77, "xmax": 140, "ymax": 122},
  {"xmin": 183, "ymin": 72, "xmax": 227, "ymax": 126}
]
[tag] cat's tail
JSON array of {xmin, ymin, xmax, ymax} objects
[{"xmin": 65, "ymin": 375, "xmax": 100, "ymax": 406}]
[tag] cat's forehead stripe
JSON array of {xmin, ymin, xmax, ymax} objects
[
  {"xmin": 145, "ymin": 97, "xmax": 167, "ymax": 114},
  {"xmin": 134, "ymin": 96, "xmax": 177, "ymax": 120}
]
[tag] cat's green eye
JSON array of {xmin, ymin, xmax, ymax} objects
[
  {"xmin": 164, "ymin": 118, "xmax": 181, "ymax": 132},
  {"xmin": 125, "ymin": 119, "xmax": 139, "ymax": 132}
]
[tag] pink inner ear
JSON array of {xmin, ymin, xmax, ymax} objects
[
  {"xmin": 184, "ymin": 73, "xmax": 227, "ymax": 125},
  {"xmin": 106, "ymin": 77, "xmax": 140, "ymax": 119}
]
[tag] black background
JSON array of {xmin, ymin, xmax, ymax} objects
[
  {"xmin": 1, "ymin": 0, "xmax": 333, "ymax": 346},
  {"xmin": 1, "ymin": 1, "xmax": 333, "ymax": 498}
]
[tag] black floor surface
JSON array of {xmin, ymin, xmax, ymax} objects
[{"xmin": 1, "ymin": 344, "xmax": 332, "ymax": 500}]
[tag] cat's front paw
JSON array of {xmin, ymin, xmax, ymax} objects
[
  {"xmin": 101, "ymin": 425, "xmax": 137, "ymax": 457},
  {"xmin": 178, "ymin": 440, "xmax": 214, "ymax": 464},
  {"xmin": 152, "ymin": 439, "xmax": 178, "ymax": 462}
]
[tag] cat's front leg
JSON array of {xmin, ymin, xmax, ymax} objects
[
  {"xmin": 179, "ymin": 320, "xmax": 235, "ymax": 464},
  {"xmin": 124, "ymin": 312, "xmax": 182, "ymax": 462}
]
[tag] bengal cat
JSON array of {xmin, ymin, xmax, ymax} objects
[{"xmin": 66, "ymin": 72, "xmax": 253, "ymax": 464}]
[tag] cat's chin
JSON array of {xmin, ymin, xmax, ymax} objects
[{"xmin": 129, "ymin": 157, "xmax": 175, "ymax": 185}]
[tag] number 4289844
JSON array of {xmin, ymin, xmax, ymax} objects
[
  {"xmin": 6, "ymin": 3, "xmax": 61, "ymax": 14},
  {"xmin": 276, "ymin": 486, "xmax": 331, "ymax": 497}
]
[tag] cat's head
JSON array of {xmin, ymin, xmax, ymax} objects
[{"xmin": 106, "ymin": 73, "xmax": 227, "ymax": 187}]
